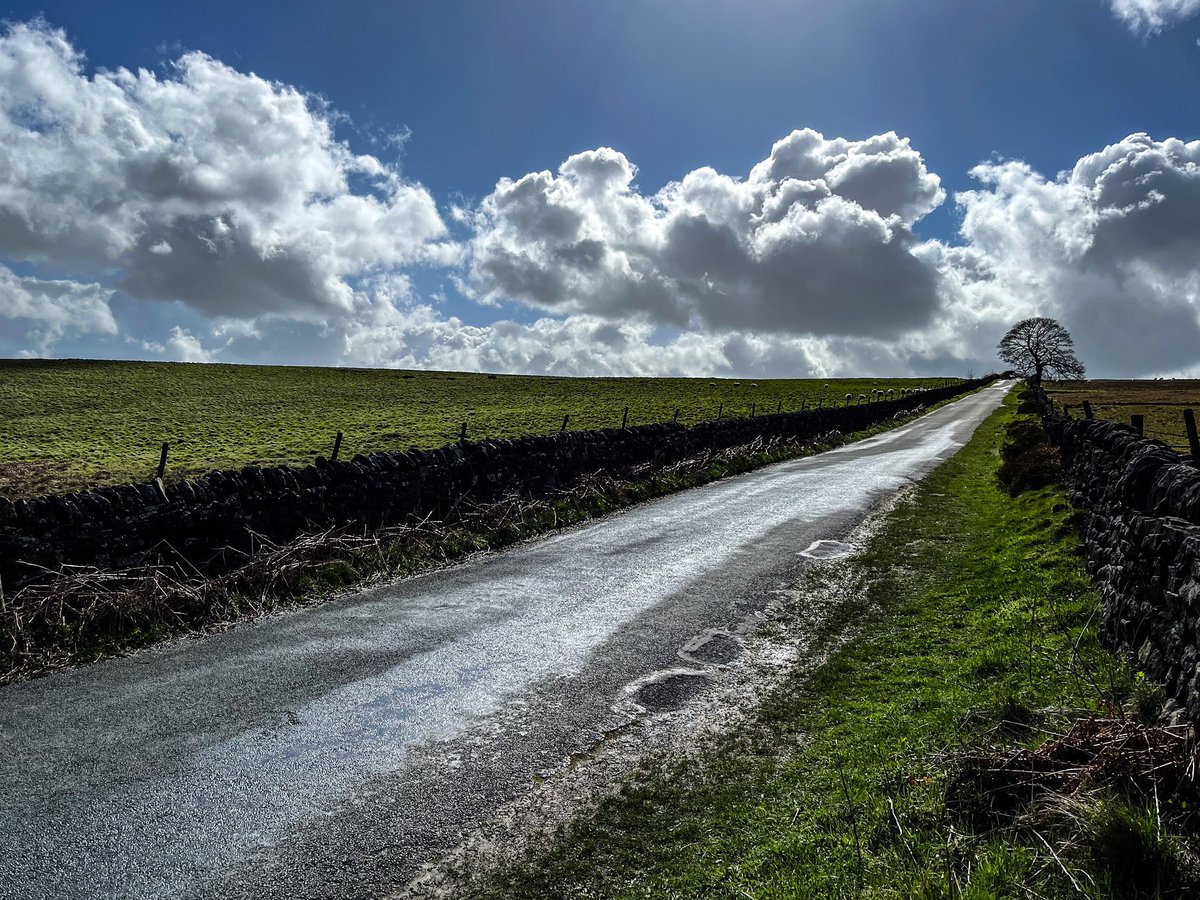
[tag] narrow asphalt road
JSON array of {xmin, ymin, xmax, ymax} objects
[{"xmin": 0, "ymin": 382, "xmax": 1011, "ymax": 900}]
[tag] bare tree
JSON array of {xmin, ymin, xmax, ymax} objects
[{"xmin": 997, "ymin": 317, "xmax": 1085, "ymax": 385}]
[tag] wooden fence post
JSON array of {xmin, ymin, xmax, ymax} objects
[
  {"xmin": 1081, "ymin": 400, "xmax": 1094, "ymax": 420},
  {"xmin": 621, "ymin": 406, "xmax": 629, "ymax": 429},
  {"xmin": 561, "ymin": 414, "xmax": 570, "ymax": 432},
  {"xmin": 330, "ymin": 431, "xmax": 343, "ymax": 462},
  {"xmin": 1131, "ymin": 414, "xmax": 1144, "ymax": 437},
  {"xmin": 750, "ymin": 402, "xmax": 756, "ymax": 418},
  {"xmin": 156, "ymin": 442, "xmax": 169, "ymax": 480},
  {"xmin": 1186, "ymin": 409, "xmax": 1200, "ymax": 460},
  {"xmin": 717, "ymin": 402, "xmax": 723, "ymax": 421},
  {"xmin": 776, "ymin": 400, "xmax": 782, "ymax": 414},
  {"xmin": 673, "ymin": 408, "xmax": 681, "ymax": 423}
]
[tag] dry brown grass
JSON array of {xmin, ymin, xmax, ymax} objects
[
  {"xmin": 1046, "ymin": 380, "xmax": 1200, "ymax": 453},
  {"xmin": 948, "ymin": 716, "xmax": 1199, "ymax": 829}
]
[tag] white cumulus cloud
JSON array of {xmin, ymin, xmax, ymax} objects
[
  {"xmin": 342, "ymin": 305, "xmax": 732, "ymax": 376},
  {"xmin": 6, "ymin": 19, "xmax": 1200, "ymax": 380},
  {"xmin": 1108, "ymin": 0, "xmax": 1200, "ymax": 32},
  {"xmin": 444, "ymin": 129, "xmax": 1200, "ymax": 378},
  {"xmin": 0, "ymin": 263, "xmax": 116, "ymax": 354},
  {"xmin": 0, "ymin": 20, "xmax": 454, "ymax": 323},
  {"xmin": 464, "ymin": 129, "xmax": 947, "ymax": 340},
  {"xmin": 337, "ymin": 300, "xmax": 971, "ymax": 379},
  {"xmin": 165, "ymin": 326, "xmax": 218, "ymax": 362},
  {"xmin": 954, "ymin": 133, "xmax": 1200, "ymax": 375}
]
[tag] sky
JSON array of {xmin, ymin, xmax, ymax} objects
[{"xmin": 1, "ymin": 0, "xmax": 1200, "ymax": 377}]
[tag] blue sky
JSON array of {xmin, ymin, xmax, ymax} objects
[{"xmin": 2, "ymin": 0, "xmax": 1200, "ymax": 375}]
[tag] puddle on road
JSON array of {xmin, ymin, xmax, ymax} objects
[
  {"xmin": 800, "ymin": 539, "xmax": 856, "ymax": 561},
  {"xmin": 678, "ymin": 630, "xmax": 744, "ymax": 666},
  {"xmin": 623, "ymin": 669, "xmax": 712, "ymax": 712}
]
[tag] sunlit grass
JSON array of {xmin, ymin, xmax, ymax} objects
[{"xmin": 0, "ymin": 358, "xmax": 955, "ymax": 497}]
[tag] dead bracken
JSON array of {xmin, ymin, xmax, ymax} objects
[{"xmin": 948, "ymin": 715, "xmax": 1200, "ymax": 831}]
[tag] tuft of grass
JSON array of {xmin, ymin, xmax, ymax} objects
[
  {"xmin": 456, "ymin": 390, "xmax": 1194, "ymax": 899},
  {"xmin": 997, "ymin": 415, "xmax": 1062, "ymax": 495},
  {"xmin": 1001, "ymin": 419, "xmax": 1051, "ymax": 462},
  {"xmin": 1087, "ymin": 799, "xmax": 1191, "ymax": 898},
  {"xmin": 1129, "ymin": 671, "xmax": 1168, "ymax": 725}
]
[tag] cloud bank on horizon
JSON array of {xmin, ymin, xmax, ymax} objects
[{"xmin": 1, "ymin": 12, "xmax": 1199, "ymax": 377}]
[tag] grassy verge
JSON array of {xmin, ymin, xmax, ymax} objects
[
  {"xmin": 465, "ymin": 393, "xmax": 1196, "ymax": 898},
  {"xmin": 4, "ymin": 405, "xmax": 946, "ymax": 683}
]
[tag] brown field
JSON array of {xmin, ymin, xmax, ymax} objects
[{"xmin": 1045, "ymin": 379, "xmax": 1200, "ymax": 454}]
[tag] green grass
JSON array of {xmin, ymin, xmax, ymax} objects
[
  {"xmin": 1046, "ymin": 379, "xmax": 1200, "ymax": 453},
  {"xmin": 466, "ymin": 392, "xmax": 1194, "ymax": 899},
  {"xmin": 0, "ymin": 358, "xmax": 956, "ymax": 497}
]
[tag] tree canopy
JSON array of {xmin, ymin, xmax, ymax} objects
[{"xmin": 997, "ymin": 317, "xmax": 1085, "ymax": 384}]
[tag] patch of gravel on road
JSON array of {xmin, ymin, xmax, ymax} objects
[{"xmin": 396, "ymin": 488, "xmax": 913, "ymax": 899}]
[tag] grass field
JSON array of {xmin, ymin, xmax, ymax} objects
[
  {"xmin": 1046, "ymin": 379, "xmax": 1200, "ymax": 453},
  {"xmin": 0, "ymin": 359, "xmax": 956, "ymax": 498}
]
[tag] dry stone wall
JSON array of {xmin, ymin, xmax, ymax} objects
[
  {"xmin": 1038, "ymin": 390, "xmax": 1200, "ymax": 722},
  {"xmin": 0, "ymin": 378, "xmax": 994, "ymax": 592}
]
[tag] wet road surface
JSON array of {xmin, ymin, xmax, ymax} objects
[{"xmin": 0, "ymin": 382, "xmax": 1010, "ymax": 899}]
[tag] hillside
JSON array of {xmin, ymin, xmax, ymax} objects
[{"xmin": 0, "ymin": 359, "xmax": 954, "ymax": 497}]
